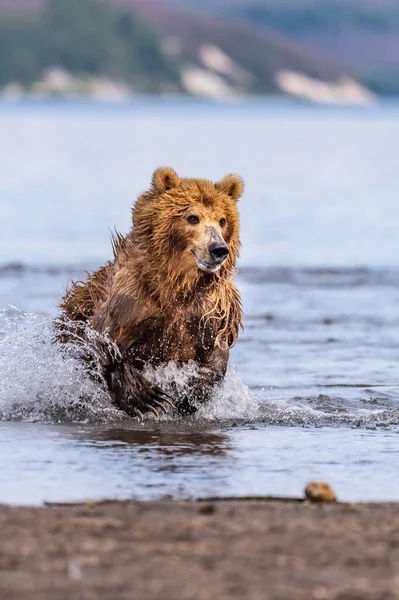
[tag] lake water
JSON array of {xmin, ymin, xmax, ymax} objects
[{"xmin": 1, "ymin": 99, "xmax": 399, "ymax": 505}]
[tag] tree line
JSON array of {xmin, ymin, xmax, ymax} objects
[{"xmin": 0, "ymin": 0, "xmax": 181, "ymax": 91}]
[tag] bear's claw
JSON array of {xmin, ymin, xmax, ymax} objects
[
  {"xmin": 151, "ymin": 399, "xmax": 168, "ymax": 414},
  {"xmin": 106, "ymin": 361, "xmax": 177, "ymax": 419},
  {"xmin": 133, "ymin": 408, "xmax": 144, "ymax": 421},
  {"xmin": 124, "ymin": 387, "xmax": 177, "ymax": 420},
  {"xmin": 148, "ymin": 406, "xmax": 159, "ymax": 418},
  {"xmin": 153, "ymin": 387, "xmax": 176, "ymax": 408}
]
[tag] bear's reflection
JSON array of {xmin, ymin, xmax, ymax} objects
[{"xmin": 78, "ymin": 426, "xmax": 232, "ymax": 459}]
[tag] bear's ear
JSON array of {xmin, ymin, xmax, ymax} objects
[
  {"xmin": 215, "ymin": 174, "xmax": 244, "ymax": 202},
  {"xmin": 152, "ymin": 167, "xmax": 180, "ymax": 193}
]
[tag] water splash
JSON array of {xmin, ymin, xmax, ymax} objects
[
  {"xmin": 0, "ymin": 307, "xmax": 259, "ymax": 425},
  {"xmin": 0, "ymin": 306, "xmax": 397, "ymax": 429},
  {"xmin": 0, "ymin": 306, "xmax": 119, "ymax": 423},
  {"xmin": 144, "ymin": 361, "xmax": 260, "ymax": 423},
  {"xmin": 255, "ymin": 395, "xmax": 399, "ymax": 429}
]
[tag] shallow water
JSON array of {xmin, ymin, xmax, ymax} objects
[
  {"xmin": 1, "ymin": 423, "xmax": 398, "ymax": 505},
  {"xmin": 1, "ymin": 100, "xmax": 399, "ymax": 505}
]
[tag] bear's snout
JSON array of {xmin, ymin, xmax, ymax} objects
[{"xmin": 209, "ymin": 242, "xmax": 229, "ymax": 263}]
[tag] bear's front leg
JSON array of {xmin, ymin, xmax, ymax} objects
[
  {"xmin": 104, "ymin": 359, "xmax": 175, "ymax": 420},
  {"xmin": 90, "ymin": 300, "xmax": 175, "ymax": 419}
]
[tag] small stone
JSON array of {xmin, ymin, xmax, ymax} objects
[
  {"xmin": 198, "ymin": 503, "xmax": 216, "ymax": 515},
  {"xmin": 305, "ymin": 482, "xmax": 337, "ymax": 503}
]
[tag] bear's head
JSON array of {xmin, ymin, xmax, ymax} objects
[{"xmin": 132, "ymin": 167, "xmax": 243, "ymax": 292}]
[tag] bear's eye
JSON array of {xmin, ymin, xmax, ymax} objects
[
  {"xmin": 187, "ymin": 215, "xmax": 200, "ymax": 225},
  {"xmin": 219, "ymin": 218, "xmax": 227, "ymax": 228}
]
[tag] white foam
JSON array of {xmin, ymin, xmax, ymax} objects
[
  {"xmin": 0, "ymin": 307, "xmax": 119, "ymax": 423},
  {"xmin": 144, "ymin": 361, "xmax": 260, "ymax": 422},
  {"xmin": 0, "ymin": 307, "xmax": 259, "ymax": 424}
]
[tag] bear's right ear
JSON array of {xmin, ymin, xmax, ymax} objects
[{"xmin": 152, "ymin": 167, "xmax": 180, "ymax": 193}]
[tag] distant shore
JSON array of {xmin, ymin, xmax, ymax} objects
[
  {"xmin": 1, "ymin": 498, "xmax": 398, "ymax": 599},
  {"xmin": 0, "ymin": 66, "xmax": 377, "ymax": 107}
]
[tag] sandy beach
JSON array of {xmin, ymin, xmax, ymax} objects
[{"xmin": 0, "ymin": 497, "xmax": 398, "ymax": 600}]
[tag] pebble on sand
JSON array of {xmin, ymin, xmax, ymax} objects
[{"xmin": 305, "ymin": 482, "xmax": 337, "ymax": 503}]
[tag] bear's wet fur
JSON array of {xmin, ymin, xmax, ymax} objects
[{"xmin": 59, "ymin": 167, "xmax": 244, "ymax": 417}]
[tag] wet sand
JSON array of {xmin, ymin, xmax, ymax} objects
[{"xmin": 1, "ymin": 498, "xmax": 398, "ymax": 600}]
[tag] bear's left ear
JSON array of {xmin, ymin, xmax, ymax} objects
[
  {"xmin": 152, "ymin": 167, "xmax": 180, "ymax": 194},
  {"xmin": 215, "ymin": 174, "xmax": 244, "ymax": 202}
]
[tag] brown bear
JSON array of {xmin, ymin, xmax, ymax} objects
[{"xmin": 59, "ymin": 167, "xmax": 244, "ymax": 418}]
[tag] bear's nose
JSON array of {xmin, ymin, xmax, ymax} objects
[{"xmin": 209, "ymin": 242, "xmax": 229, "ymax": 262}]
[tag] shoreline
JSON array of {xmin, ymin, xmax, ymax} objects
[{"xmin": 1, "ymin": 497, "xmax": 398, "ymax": 599}]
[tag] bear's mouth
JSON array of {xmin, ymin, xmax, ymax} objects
[{"xmin": 192, "ymin": 251, "xmax": 221, "ymax": 274}]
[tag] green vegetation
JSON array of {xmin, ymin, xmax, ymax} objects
[
  {"xmin": 233, "ymin": 3, "xmax": 399, "ymax": 35},
  {"xmin": 0, "ymin": 0, "xmax": 181, "ymax": 91}
]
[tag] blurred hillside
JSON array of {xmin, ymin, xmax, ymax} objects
[
  {"xmin": 0, "ymin": 0, "xmax": 376, "ymax": 103},
  {"xmin": 0, "ymin": 0, "xmax": 182, "ymax": 95},
  {"xmin": 164, "ymin": 0, "xmax": 399, "ymax": 95}
]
